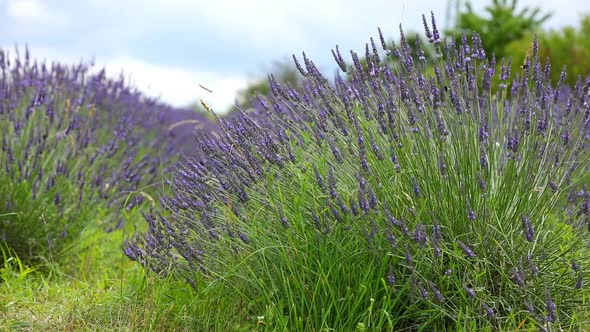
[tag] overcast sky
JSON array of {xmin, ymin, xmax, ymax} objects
[{"xmin": 1, "ymin": 0, "xmax": 589, "ymax": 112}]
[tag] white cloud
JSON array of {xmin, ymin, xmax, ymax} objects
[
  {"xmin": 7, "ymin": 0, "xmax": 590, "ymax": 114},
  {"xmin": 4, "ymin": 0, "xmax": 66, "ymax": 25},
  {"xmin": 101, "ymin": 55, "xmax": 248, "ymax": 112},
  {"xmin": 12, "ymin": 45, "xmax": 248, "ymax": 112}
]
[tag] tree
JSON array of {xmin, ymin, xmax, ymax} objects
[{"xmin": 450, "ymin": 0, "xmax": 551, "ymax": 59}]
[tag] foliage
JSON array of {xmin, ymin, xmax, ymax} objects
[
  {"xmin": 126, "ymin": 13, "xmax": 590, "ymax": 331},
  {"xmin": 450, "ymin": 0, "xmax": 550, "ymax": 59},
  {"xmin": 504, "ymin": 15, "xmax": 590, "ymax": 88}
]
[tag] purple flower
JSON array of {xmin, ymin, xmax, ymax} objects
[
  {"xmin": 433, "ymin": 222, "xmax": 442, "ymax": 241},
  {"xmin": 377, "ymin": 27, "xmax": 388, "ymax": 52},
  {"xmin": 349, "ymin": 195, "xmax": 359, "ymax": 216},
  {"xmin": 528, "ymin": 256, "xmax": 540, "ymax": 277},
  {"xmin": 520, "ymin": 215, "xmax": 535, "ymax": 242},
  {"xmin": 524, "ymin": 298, "xmax": 535, "ymax": 313},
  {"xmin": 457, "ymin": 240, "xmax": 476, "ymax": 258},
  {"xmin": 511, "ymin": 268, "xmax": 526, "ymax": 288},
  {"xmin": 430, "ymin": 11, "xmax": 440, "ymax": 44},
  {"xmin": 277, "ymin": 205, "xmax": 289, "ymax": 227},
  {"xmin": 417, "ymin": 282, "xmax": 428, "ymax": 300},
  {"xmin": 367, "ymin": 187, "xmax": 378, "ymax": 210},
  {"xmin": 412, "ymin": 177, "xmax": 421, "ymax": 198},
  {"xmin": 507, "ymin": 134, "xmax": 519, "ymax": 153},
  {"xmin": 463, "ymin": 285, "xmax": 476, "ymax": 299},
  {"xmin": 422, "ymin": 14, "xmax": 432, "ymax": 42},
  {"xmin": 429, "ymin": 281, "xmax": 444, "ymax": 302},
  {"xmin": 571, "ymin": 258, "xmax": 580, "ymax": 271},
  {"xmin": 329, "ymin": 139, "xmax": 343, "ymax": 163},
  {"xmin": 369, "ymin": 132, "xmax": 384, "ymax": 160},
  {"xmin": 413, "ymin": 223, "xmax": 428, "ymax": 247},
  {"xmin": 405, "ymin": 245, "xmax": 413, "ymax": 266},
  {"xmin": 331, "ymin": 45, "xmax": 347, "ymax": 73},
  {"xmin": 390, "ymin": 148, "xmax": 401, "ymax": 173},
  {"xmin": 438, "ymin": 156, "xmax": 447, "ymax": 176},
  {"xmin": 292, "ymin": 54, "xmax": 307, "ymax": 77},
  {"xmin": 432, "ymin": 241, "xmax": 442, "ymax": 258},
  {"xmin": 313, "ymin": 214, "xmax": 322, "ymax": 230},
  {"xmin": 575, "ymin": 273, "xmax": 583, "ymax": 289},
  {"xmin": 478, "ymin": 121, "xmax": 489, "ymax": 143},
  {"xmin": 545, "ymin": 292, "xmax": 557, "ymax": 322},
  {"xmin": 482, "ymin": 303, "xmax": 496, "ymax": 319},
  {"xmin": 313, "ymin": 164, "xmax": 325, "ymax": 190},
  {"xmin": 387, "ymin": 264, "xmax": 396, "ymax": 286},
  {"xmin": 350, "ymin": 50, "xmax": 364, "ymax": 79},
  {"xmin": 327, "ymin": 167, "xmax": 338, "ymax": 199}
]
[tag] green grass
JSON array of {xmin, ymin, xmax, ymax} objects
[
  {"xmin": 0, "ymin": 209, "xmax": 259, "ymax": 332},
  {"xmin": 4, "ymin": 210, "xmax": 587, "ymax": 331}
]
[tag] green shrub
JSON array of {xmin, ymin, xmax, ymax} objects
[{"xmin": 127, "ymin": 14, "xmax": 590, "ymax": 331}]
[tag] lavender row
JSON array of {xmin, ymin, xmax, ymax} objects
[{"xmin": 0, "ymin": 47, "xmax": 212, "ymax": 262}]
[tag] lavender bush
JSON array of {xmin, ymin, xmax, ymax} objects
[
  {"xmin": 126, "ymin": 13, "xmax": 590, "ymax": 330},
  {"xmin": 0, "ymin": 47, "xmax": 210, "ymax": 264}
]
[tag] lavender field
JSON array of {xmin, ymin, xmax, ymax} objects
[{"xmin": 2, "ymin": 6, "xmax": 590, "ymax": 332}]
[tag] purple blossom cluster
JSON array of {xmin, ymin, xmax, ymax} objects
[
  {"xmin": 0, "ymin": 46, "xmax": 211, "ymax": 261},
  {"xmin": 126, "ymin": 13, "xmax": 590, "ymax": 328}
]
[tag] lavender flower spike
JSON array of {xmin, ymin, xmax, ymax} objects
[{"xmin": 457, "ymin": 240, "xmax": 477, "ymax": 258}]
